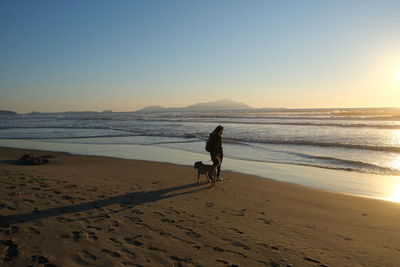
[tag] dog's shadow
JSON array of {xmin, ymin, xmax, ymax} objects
[{"xmin": 0, "ymin": 182, "xmax": 209, "ymax": 225}]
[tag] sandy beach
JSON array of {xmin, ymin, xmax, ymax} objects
[{"xmin": 1, "ymin": 147, "xmax": 400, "ymax": 266}]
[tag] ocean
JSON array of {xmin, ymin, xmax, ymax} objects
[
  {"xmin": 1, "ymin": 108, "xmax": 400, "ymax": 175},
  {"xmin": 0, "ymin": 108, "xmax": 400, "ymax": 202}
]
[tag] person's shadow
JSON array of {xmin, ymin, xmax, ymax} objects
[{"xmin": 0, "ymin": 182, "xmax": 208, "ymax": 226}]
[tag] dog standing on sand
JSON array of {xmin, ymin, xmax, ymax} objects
[{"xmin": 194, "ymin": 157, "xmax": 220, "ymax": 187}]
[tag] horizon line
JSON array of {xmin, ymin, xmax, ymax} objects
[{"xmin": 2, "ymin": 106, "xmax": 400, "ymax": 115}]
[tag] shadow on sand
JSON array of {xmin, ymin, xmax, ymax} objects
[{"xmin": 0, "ymin": 182, "xmax": 208, "ymax": 226}]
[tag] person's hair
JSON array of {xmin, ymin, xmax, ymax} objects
[{"xmin": 212, "ymin": 125, "xmax": 224, "ymax": 135}]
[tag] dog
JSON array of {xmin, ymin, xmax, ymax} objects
[{"xmin": 194, "ymin": 158, "xmax": 220, "ymax": 187}]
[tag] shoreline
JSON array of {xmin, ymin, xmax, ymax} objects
[
  {"xmin": 1, "ymin": 139, "xmax": 400, "ymax": 202},
  {"xmin": 1, "ymin": 146, "xmax": 400, "ymax": 266}
]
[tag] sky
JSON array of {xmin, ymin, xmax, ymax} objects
[{"xmin": 1, "ymin": 0, "xmax": 400, "ymax": 113}]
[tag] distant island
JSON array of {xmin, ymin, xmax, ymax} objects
[
  {"xmin": 0, "ymin": 110, "xmax": 17, "ymax": 116},
  {"xmin": 27, "ymin": 111, "xmax": 99, "ymax": 115},
  {"xmin": 136, "ymin": 99, "xmax": 253, "ymax": 112},
  {"xmin": 8, "ymin": 100, "xmax": 291, "ymax": 114}
]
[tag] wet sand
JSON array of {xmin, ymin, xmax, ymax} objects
[{"xmin": 1, "ymin": 147, "xmax": 400, "ymax": 266}]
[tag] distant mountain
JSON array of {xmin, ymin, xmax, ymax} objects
[
  {"xmin": 186, "ymin": 99, "xmax": 252, "ymax": 110},
  {"xmin": 137, "ymin": 105, "xmax": 167, "ymax": 112},
  {"xmin": 0, "ymin": 110, "xmax": 17, "ymax": 116},
  {"xmin": 136, "ymin": 99, "xmax": 252, "ymax": 112}
]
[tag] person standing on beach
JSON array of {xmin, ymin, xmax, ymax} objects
[{"xmin": 206, "ymin": 125, "xmax": 224, "ymax": 181}]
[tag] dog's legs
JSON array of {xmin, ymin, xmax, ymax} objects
[
  {"xmin": 206, "ymin": 173, "xmax": 211, "ymax": 184},
  {"xmin": 212, "ymin": 170, "xmax": 216, "ymax": 187},
  {"xmin": 197, "ymin": 171, "xmax": 200, "ymax": 184}
]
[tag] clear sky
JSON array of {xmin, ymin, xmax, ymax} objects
[{"xmin": 1, "ymin": 0, "xmax": 400, "ymax": 113}]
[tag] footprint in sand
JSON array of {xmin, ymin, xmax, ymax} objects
[
  {"xmin": 81, "ymin": 250, "xmax": 97, "ymax": 261},
  {"xmin": 231, "ymin": 241, "xmax": 250, "ymax": 250},
  {"xmin": 170, "ymin": 256, "xmax": 201, "ymax": 266},
  {"xmin": 62, "ymin": 195, "xmax": 75, "ymax": 201},
  {"xmin": 31, "ymin": 255, "xmax": 48, "ymax": 264},
  {"xmin": 132, "ymin": 209, "xmax": 143, "ymax": 214},
  {"xmin": 148, "ymin": 247, "xmax": 167, "ymax": 253},
  {"xmin": 209, "ymin": 245, "xmax": 247, "ymax": 258},
  {"xmin": 10, "ymin": 226, "xmax": 19, "ymax": 234},
  {"xmin": 167, "ymin": 207, "xmax": 181, "ymax": 215},
  {"xmin": 120, "ymin": 202, "xmax": 134, "ymax": 208},
  {"xmin": 59, "ymin": 233, "xmax": 71, "ymax": 239},
  {"xmin": 228, "ymin": 228, "xmax": 244, "ymax": 235},
  {"xmin": 29, "ymin": 227, "xmax": 40, "ymax": 234},
  {"xmin": 224, "ymin": 249, "xmax": 247, "ymax": 258},
  {"xmin": 87, "ymin": 232, "xmax": 98, "ymax": 241},
  {"xmin": 56, "ymin": 216, "xmax": 74, "ymax": 223},
  {"xmin": 258, "ymin": 243, "xmax": 281, "ymax": 251},
  {"xmin": 39, "ymin": 183, "xmax": 50, "ymax": 188},
  {"xmin": 170, "ymin": 235, "xmax": 196, "ymax": 245},
  {"xmin": 125, "ymin": 216, "xmax": 143, "ymax": 223},
  {"xmin": 87, "ymin": 187, "xmax": 98, "ymax": 192},
  {"xmin": 234, "ymin": 208, "xmax": 246, "ymax": 216},
  {"xmin": 33, "ymin": 221, "xmax": 45, "ymax": 227},
  {"xmin": 213, "ymin": 246, "xmax": 224, "ymax": 252},
  {"xmin": 159, "ymin": 231, "xmax": 171, "ymax": 237},
  {"xmin": 87, "ymin": 225, "xmax": 102, "ymax": 231},
  {"xmin": 161, "ymin": 218, "xmax": 176, "ymax": 224},
  {"xmin": 2, "ymin": 240, "xmax": 18, "ymax": 263},
  {"xmin": 222, "ymin": 238, "xmax": 250, "ymax": 250},
  {"xmin": 258, "ymin": 218, "xmax": 274, "ymax": 225},
  {"xmin": 100, "ymin": 248, "xmax": 120, "ymax": 258},
  {"xmin": 121, "ymin": 248, "xmax": 137, "ymax": 259},
  {"xmin": 153, "ymin": 211, "xmax": 165, "ymax": 217},
  {"xmin": 124, "ymin": 237, "xmax": 144, "ymax": 246},
  {"xmin": 183, "ymin": 228, "xmax": 201, "ymax": 238},
  {"xmin": 258, "ymin": 259, "xmax": 280, "ymax": 266},
  {"xmin": 72, "ymin": 231, "xmax": 81, "ymax": 242},
  {"xmin": 108, "ymin": 238, "xmax": 122, "ymax": 245},
  {"xmin": 121, "ymin": 261, "xmax": 139, "ymax": 266},
  {"xmin": 217, "ymin": 259, "xmax": 238, "ymax": 266},
  {"xmin": 303, "ymin": 256, "xmax": 328, "ymax": 267},
  {"xmin": 186, "ymin": 231, "xmax": 201, "ymax": 238}
]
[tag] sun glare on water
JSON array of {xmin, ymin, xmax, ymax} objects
[
  {"xmin": 387, "ymin": 153, "xmax": 400, "ymax": 202},
  {"xmin": 386, "ymin": 131, "xmax": 400, "ymax": 202}
]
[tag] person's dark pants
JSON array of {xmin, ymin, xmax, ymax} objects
[{"xmin": 210, "ymin": 153, "xmax": 223, "ymax": 178}]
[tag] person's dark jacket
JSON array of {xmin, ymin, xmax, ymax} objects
[{"xmin": 209, "ymin": 133, "xmax": 223, "ymax": 155}]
